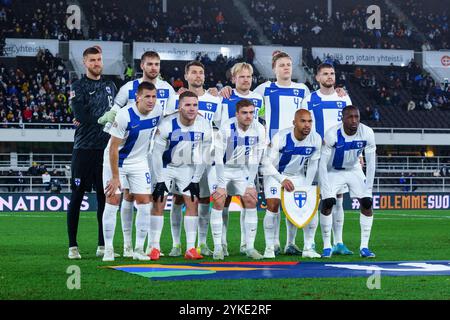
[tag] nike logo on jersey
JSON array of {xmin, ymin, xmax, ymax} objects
[
  {"xmin": 270, "ymin": 89, "xmax": 278, "ymax": 93},
  {"xmin": 131, "ymin": 124, "xmax": 139, "ymax": 129},
  {"xmin": 89, "ymin": 91, "xmax": 96, "ymax": 95},
  {"xmin": 313, "ymin": 103, "xmax": 320, "ymax": 107}
]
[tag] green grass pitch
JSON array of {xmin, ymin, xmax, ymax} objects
[{"xmin": 1, "ymin": 210, "xmax": 450, "ymax": 300}]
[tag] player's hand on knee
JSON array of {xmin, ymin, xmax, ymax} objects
[
  {"xmin": 281, "ymin": 179, "xmax": 295, "ymax": 192},
  {"xmin": 183, "ymin": 182, "xmax": 200, "ymax": 202},
  {"xmin": 212, "ymin": 187, "xmax": 227, "ymax": 202},
  {"xmin": 152, "ymin": 182, "xmax": 168, "ymax": 202},
  {"xmin": 105, "ymin": 177, "xmax": 121, "ymax": 197}
]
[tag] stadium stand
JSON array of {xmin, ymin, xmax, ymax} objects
[
  {"xmin": 0, "ymin": 49, "xmax": 73, "ymax": 125},
  {"xmin": 243, "ymin": 0, "xmax": 422, "ymax": 49}
]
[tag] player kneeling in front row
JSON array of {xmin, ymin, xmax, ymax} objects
[
  {"xmin": 262, "ymin": 109, "xmax": 322, "ymax": 258},
  {"xmin": 319, "ymin": 105, "xmax": 376, "ymax": 258},
  {"xmin": 151, "ymin": 91, "xmax": 212, "ymax": 260},
  {"xmin": 210, "ymin": 99, "xmax": 266, "ymax": 260},
  {"xmin": 102, "ymin": 82, "xmax": 161, "ymax": 261}
]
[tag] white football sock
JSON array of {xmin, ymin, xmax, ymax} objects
[
  {"xmin": 286, "ymin": 217, "xmax": 298, "ymax": 246},
  {"xmin": 263, "ymin": 210, "xmax": 277, "ymax": 249},
  {"xmin": 103, "ymin": 203, "xmax": 119, "ymax": 249},
  {"xmin": 135, "ymin": 203, "xmax": 151, "ymax": 252},
  {"xmin": 274, "ymin": 208, "xmax": 281, "ymax": 247},
  {"xmin": 320, "ymin": 213, "xmax": 333, "ymax": 249},
  {"xmin": 244, "ymin": 208, "xmax": 258, "ymax": 250},
  {"xmin": 184, "ymin": 216, "xmax": 198, "ymax": 250},
  {"xmin": 221, "ymin": 207, "xmax": 229, "ymax": 245},
  {"xmin": 170, "ymin": 203, "xmax": 183, "ymax": 247},
  {"xmin": 198, "ymin": 203, "xmax": 210, "ymax": 246},
  {"xmin": 303, "ymin": 213, "xmax": 318, "ymax": 250},
  {"xmin": 210, "ymin": 208, "xmax": 223, "ymax": 250},
  {"xmin": 332, "ymin": 198, "xmax": 344, "ymax": 245},
  {"xmin": 240, "ymin": 208, "xmax": 246, "ymax": 247},
  {"xmin": 150, "ymin": 215, "xmax": 164, "ymax": 250},
  {"xmin": 120, "ymin": 199, "xmax": 134, "ymax": 247},
  {"xmin": 360, "ymin": 213, "xmax": 373, "ymax": 249}
]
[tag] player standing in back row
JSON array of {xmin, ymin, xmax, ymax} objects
[
  {"xmin": 254, "ymin": 51, "xmax": 311, "ymax": 256},
  {"xmin": 67, "ymin": 46, "xmax": 117, "ymax": 259},
  {"xmin": 165, "ymin": 61, "xmax": 222, "ymax": 257},
  {"xmin": 301, "ymin": 62, "xmax": 353, "ymax": 256}
]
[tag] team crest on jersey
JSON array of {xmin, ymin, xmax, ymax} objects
[
  {"xmin": 194, "ymin": 132, "xmax": 202, "ymax": 141},
  {"xmin": 305, "ymin": 148, "xmax": 312, "ymax": 155},
  {"xmin": 74, "ymin": 178, "xmax": 81, "ymax": 186},
  {"xmin": 158, "ymin": 90, "xmax": 166, "ymax": 97},
  {"xmin": 337, "ymin": 101, "xmax": 343, "ymax": 108},
  {"xmin": 206, "ymin": 103, "xmax": 213, "ymax": 110},
  {"xmin": 356, "ymin": 142, "xmax": 364, "ymax": 148},
  {"xmin": 212, "ymin": 184, "xmax": 218, "ymax": 192},
  {"xmin": 252, "ymin": 99, "xmax": 258, "ymax": 106},
  {"xmin": 248, "ymin": 137, "xmax": 257, "ymax": 145},
  {"xmin": 293, "ymin": 89, "xmax": 299, "ymax": 96},
  {"xmin": 294, "ymin": 191, "xmax": 307, "ymax": 208},
  {"xmin": 270, "ymin": 187, "xmax": 277, "ymax": 195},
  {"xmin": 152, "ymin": 118, "xmax": 158, "ymax": 126},
  {"xmin": 106, "ymin": 86, "xmax": 111, "ymax": 94}
]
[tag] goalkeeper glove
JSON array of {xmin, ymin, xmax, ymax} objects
[
  {"xmin": 183, "ymin": 182, "xmax": 200, "ymax": 202},
  {"xmin": 152, "ymin": 182, "xmax": 169, "ymax": 203},
  {"xmin": 98, "ymin": 110, "xmax": 117, "ymax": 125}
]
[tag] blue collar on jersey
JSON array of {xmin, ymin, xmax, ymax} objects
[
  {"xmin": 307, "ymin": 91, "xmax": 347, "ymax": 139},
  {"xmin": 118, "ymin": 107, "xmax": 160, "ymax": 167},
  {"xmin": 223, "ymin": 122, "xmax": 259, "ymax": 163},
  {"xmin": 265, "ymin": 83, "xmax": 305, "ymax": 140},
  {"xmin": 162, "ymin": 117, "xmax": 204, "ymax": 167},
  {"xmin": 332, "ymin": 128, "xmax": 367, "ymax": 170},
  {"xmin": 278, "ymin": 131, "xmax": 315, "ymax": 173}
]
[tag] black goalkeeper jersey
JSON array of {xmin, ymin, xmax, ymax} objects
[{"xmin": 69, "ymin": 76, "xmax": 117, "ymax": 150}]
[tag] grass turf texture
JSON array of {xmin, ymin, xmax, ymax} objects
[{"xmin": 1, "ymin": 210, "xmax": 450, "ymax": 300}]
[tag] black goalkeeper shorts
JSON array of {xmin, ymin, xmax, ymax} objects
[{"xmin": 70, "ymin": 149, "xmax": 104, "ymax": 193}]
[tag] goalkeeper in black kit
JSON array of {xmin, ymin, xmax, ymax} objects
[{"xmin": 67, "ymin": 46, "xmax": 118, "ymax": 259}]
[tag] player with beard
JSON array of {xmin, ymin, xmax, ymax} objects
[
  {"xmin": 67, "ymin": 46, "xmax": 117, "ymax": 259},
  {"xmin": 301, "ymin": 63, "xmax": 353, "ymax": 257}
]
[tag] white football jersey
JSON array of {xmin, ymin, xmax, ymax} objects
[
  {"xmin": 255, "ymin": 81, "xmax": 310, "ymax": 141},
  {"xmin": 166, "ymin": 91, "xmax": 222, "ymax": 126},
  {"xmin": 267, "ymin": 127, "xmax": 322, "ymax": 176},
  {"xmin": 217, "ymin": 117, "xmax": 266, "ymax": 168},
  {"xmin": 106, "ymin": 103, "xmax": 162, "ymax": 167},
  {"xmin": 301, "ymin": 90, "xmax": 352, "ymax": 139},
  {"xmin": 153, "ymin": 113, "xmax": 213, "ymax": 168},
  {"xmin": 220, "ymin": 89, "xmax": 264, "ymax": 124},
  {"xmin": 113, "ymin": 77, "xmax": 175, "ymax": 114},
  {"xmin": 322, "ymin": 123, "xmax": 376, "ymax": 170}
]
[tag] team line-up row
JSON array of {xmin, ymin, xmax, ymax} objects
[{"xmin": 67, "ymin": 48, "xmax": 376, "ymax": 262}]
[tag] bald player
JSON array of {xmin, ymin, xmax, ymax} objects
[{"xmin": 261, "ymin": 109, "xmax": 322, "ymax": 258}]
